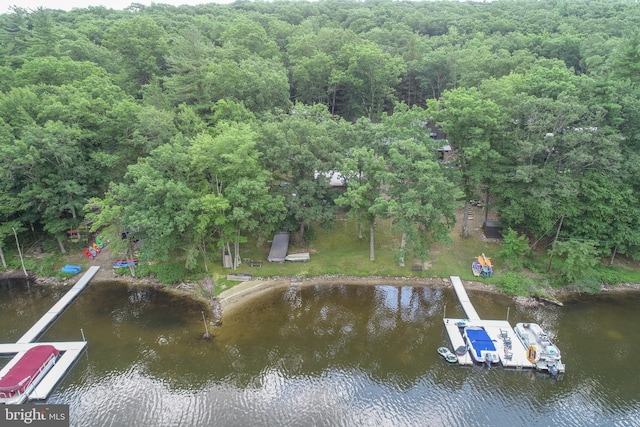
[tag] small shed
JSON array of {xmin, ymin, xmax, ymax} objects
[
  {"xmin": 438, "ymin": 144, "xmax": 454, "ymax": 162},
  {"xmin": 268, "ymin": 232, "xmax": 290, "ymax": 263},
  {"xmin": 483, "ymin": 221, "xmax": 503, "ymax": 239}
]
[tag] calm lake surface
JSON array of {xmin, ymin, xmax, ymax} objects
[{"xmin": 1, "ymin": 279, "xmax": 639, "ymax": 427}]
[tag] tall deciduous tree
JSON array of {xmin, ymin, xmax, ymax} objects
[
  {"xmin": 258, "ymin": 104, "xmax": 343, "ymax": 242},
  {"xmin": 336, "ymin": 39, "xmax": 406, "ymax": 120},
  {"xmin": 336, "ymin": 146, "xmax": 387, "ymax": 261},
  {"xmin": 208, "ymin": 55, "xmax": 291, "ymax": 115},
  {"xmin": 372, "ymin": 139, "xmax": 460, "ymax": 266},
  {"xmin": 190, "ymin": 122, "xmax": 285, "ymax": 269},
  {"xmin": 108, "ymin": 139, "xmax": 200, "ymax": 261},
  {"xmin": 427, "ymin": 87, "xmax": 504, "ymax": 237},
  {"xmin": 104, "ymin": 16, "xmax": 168, "ymax": 94}
]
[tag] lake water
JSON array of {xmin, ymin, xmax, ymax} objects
[{"xmin": 1, "ymin": 279, "xmax": 639, "ymax": 426}]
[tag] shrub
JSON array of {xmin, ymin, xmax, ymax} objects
[
  {"xmin": 495, "ymin": 272, "xmax": 532, "ymax": 296},
  {"xmin": 574, "ymin": 276, "xmax": 602, "ymax": 294},
  {"xmin": 498, "ymin": 229, "xmax": 530, "ymax": 269},
  {"xmin": 593, "ymin": 267, "xmax": 626, "ymax": 285},
  {"xmin": 152, "ymin": 261, "xmax": 186, "ymax": 284},
  {"xmin": 37, "ymin": 254, "xmax": 58, "ymax": 276}
]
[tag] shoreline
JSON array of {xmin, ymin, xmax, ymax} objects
[{"xmin": 5, "ymin": 269, "xmax": 640, "ymax": 322}]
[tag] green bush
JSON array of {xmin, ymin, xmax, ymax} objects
[
  {"xmin": 592, "ymin": 267, "xmax": 626, "ymax": 285},
  {"xmin": 37, "ymin": 254, "xmax": 58, "ymax": 276},
  {"xmin": 574, "ymin": 276, "xmax": 602, "ymax": 294},
  {"xmin": 494, "ymin": 272, "xmax": 532, "ymax": 296},
  {"xmin": 152, "ymin": 261, "xmax": 186, "ymax": 284},
  {"xmin": 498, "ymin": 229, "xmax": 530, "ymax": 269}
]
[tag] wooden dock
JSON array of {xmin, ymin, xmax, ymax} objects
[
  {"xmin": 449, "ymin": 275, "xmax": 480, "ymax": 321},
  {"xmin": 1, "ymin": 266, "xmax": 99, "ymax": 403},
  {"xmin": 17, "ymin": 266, "xmax": 99, "ymax": 344},
  {"xmin": 443, "ymin": 319, "xmax": 474, "ymax": 365},
  {"xmin": 0, "ymin": 341, "xmax": 87, "ymax": 401},
  {"xmin": 444, "ymin": 276, "xmax": 536, "ymax": 370}
]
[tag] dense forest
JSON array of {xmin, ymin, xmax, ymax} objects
[{"xmin": 2, "ymin": 0, "xmax": 640, "ymax": 285}]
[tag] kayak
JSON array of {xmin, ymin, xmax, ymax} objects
[{"xmin": 61, "ymin": 264, "xmax": 82, "ymax": 275}]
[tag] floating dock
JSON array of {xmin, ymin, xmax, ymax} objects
[
  {"xmin": 0, "ymin": 266, "xmax": 99, "ymax": 403},
  {"xmin": 17, "ymin": 266, "xmax": 99, "ymax": 344},
  {"xmin": 443, "ymin": 276, "xmax": 536, "ymax": 370}
]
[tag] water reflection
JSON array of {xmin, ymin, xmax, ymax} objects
[{"xmin": 1, "ymin": 280, "xmax": 639, "ymax": 426}]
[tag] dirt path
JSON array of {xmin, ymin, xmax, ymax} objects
[{"xmin": 56, "ymin": 244, "xmax": 131, "ymax": 284}]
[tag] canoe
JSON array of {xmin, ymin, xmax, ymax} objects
[{"xmin": 113, "ymin": 259, "xmax": 139, "ymax": 268}]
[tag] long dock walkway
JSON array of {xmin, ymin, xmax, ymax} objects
[
  {"xmin": 443, "ymin": 276, "xmax": 536, "ymax": 370},
  {"xmin": 1, "ymin": 266, "xmax": 99, "ymax": 403},
  {"xmin": 449, "ymin": 275, "xmax": 480, "ymax": 321},
  {"xmin": 17, "ymin": 266, "xmax": 99, "ymax": 344}
]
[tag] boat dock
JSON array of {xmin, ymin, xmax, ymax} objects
[
  {"xmin": 17, "ymin": 266, "xmax": 99, "ymax": 343},
  {"xmin": 0, "ymin": 266, "xmax": 99, "ymax": 403},
  {"xmin": 444, "ymin": 276, "xmax": 535, "ymax": 370},
  {"xmin": 450, "ymin": 276, "xmax": 480, "ymax": 321}
]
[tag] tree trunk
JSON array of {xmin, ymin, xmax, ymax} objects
[
  {"xmin": 547, "ymin": 214, "xmax": 565, "ymax": 273},
  {"xmin": 369, "ymin": 223, "xmax": 375, "ymax": 261},
  {"xmin": 201, "ymin": 236, "xmax": 208, "ymax": 273},
  {"xmin": 461, "ymin": 200, "xmax": 470, "ymax": 238},
  {"xmin": 299, "ymin": 221, "xmax": 305, "ymax": 243},
  {"xmin": 127, "ymin": 239, "xmax": 136, "ymax": 277},
  {"xmin": 13, "ymin": 227, "xmax": 28, "ymax": 277},
  {"xmin": 227, "ymin": 242, "xmax": 234, "ymax": 270},
  {"xmin": 399, "ymin": 232, "xmax": 407, "ymax": 267},
  {"xmin": 235, "ymin": 228, "xmax": 241, "ymax": 269},
  {"xmin": 56, "ymin": 236, "xmax": 67, "ymax": 254},
  {"xmin": 0, "ymin": 245, "xmax": 6, "ymax": 269},
  {"xmin": 484, "ymin": 190, "xmax": 490, "ymax": 223},
  {"xmin": 610, "ymin": 245, "xmax": 617, "ymax": 266},
  {"xmin": 357, "ymin": 219, "xmax": 362, "ymax": 239}
]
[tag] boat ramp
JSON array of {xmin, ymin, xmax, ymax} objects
[
  {"xmin": 443, "ymin": 276, "xmax": 537, "ymax": 370},
  {"xmin": 0, "ymin": 266, "xmax": 99, "ymax": 403}
]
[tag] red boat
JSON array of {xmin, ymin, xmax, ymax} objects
[{"xmin": 0, "ymin": 345, "xmax": 60, "ymax": 404}]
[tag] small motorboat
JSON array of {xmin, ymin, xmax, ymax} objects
[
  {"xmin": 437, "ymin": 347, "xmax": 458, "ymax": 363},
  {"xmin": 464, "ymin": 326, "xmax": 500, "ymax": 366},
  {"xmin": 514, "ymin": 322, "xmax": 565, "ymax": 375}
]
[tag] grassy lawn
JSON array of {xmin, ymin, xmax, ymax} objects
[
  {"xmin": 207, "ymin": 209, "xmax": 505, "ymax": 288},
  {"xmin": 18, "ymin": 204, "xmax": 640, "ymax": 296}
]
